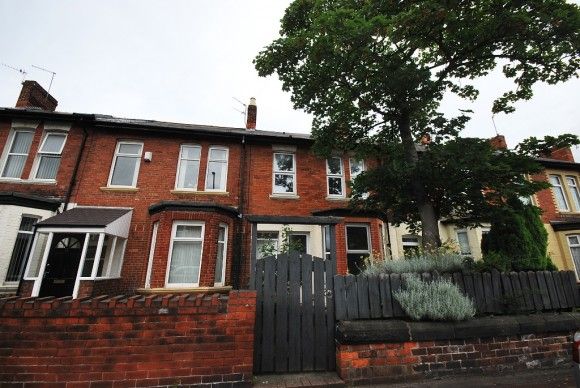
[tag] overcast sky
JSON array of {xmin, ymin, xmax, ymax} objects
[{"xmin": 1, "ymin": 1, "xmax": 578, "ymax": 158}]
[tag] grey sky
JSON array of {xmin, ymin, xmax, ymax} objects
[{"xmin": 1, "ymin": 1, "xmax": 578, "ymax": 159}]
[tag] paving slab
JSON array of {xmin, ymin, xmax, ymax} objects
[{"xmin": 253, "ymin": 372, "xmax": 345, "ymax": 387}]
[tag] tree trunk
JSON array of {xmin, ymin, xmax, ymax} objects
[{"xmin": 397, "ymin": 114, "xmax": 441, "ymax": 250}]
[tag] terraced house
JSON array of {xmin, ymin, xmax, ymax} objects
[
  {"xmin": 0, "ymin": 82, "xmax": 387, "ymax": 299},
  {"xmin": 0, "ymin": 82, "xmax": 578, "ymax": 299}
]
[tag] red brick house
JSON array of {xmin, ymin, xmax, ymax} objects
[{"xmin": 0, "ymin": 82, "xmax": 387, "ymax": 299}]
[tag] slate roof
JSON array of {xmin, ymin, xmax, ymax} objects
[{"xmin": 37, "ymin": 207, "xmax": 132, "ymax": 228}]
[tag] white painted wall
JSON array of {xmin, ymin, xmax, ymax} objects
[{"xmin": 0, "ymin": 205, "xmax": 55, "ymax": 293}]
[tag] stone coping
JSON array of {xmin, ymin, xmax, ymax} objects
[{"xmin": 336, "ymin": 312, "xmax": 580, "ymax": 344}]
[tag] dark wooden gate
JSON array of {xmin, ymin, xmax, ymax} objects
[{"xmin": 253, "ymin": 252, "xmax": 336, "ymax": 373}]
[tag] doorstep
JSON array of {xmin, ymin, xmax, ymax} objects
[{"xmin": 253, "ymin": 372, "xmax": 345, "ymax": 388}]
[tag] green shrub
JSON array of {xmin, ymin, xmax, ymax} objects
[
  {"xmin": 482, "ymin": 197, "xmax": 553, "ymax": 271},
  {"xmin": 394, "ymin": 276, "xmax": 476, "ymax": 321},
  {"xmin": 362, "ymin": 253, "xmax": 465, "ymax": 275}
]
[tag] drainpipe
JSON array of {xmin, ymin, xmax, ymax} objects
[
  {"xmin": 62, "ymin": 119, "xmax": 91, "ymax": 212},
  {"xmin": 231, "ymin": 135, "xmax": 247, "ymax": 289}
]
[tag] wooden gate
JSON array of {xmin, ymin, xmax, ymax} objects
[{"xmin": 253, "ymin": 252, "xmax": 336, "ymax": 373}]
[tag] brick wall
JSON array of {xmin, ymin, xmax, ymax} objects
[
  {"xmin": 337, "ymin": 333, "xmax": 571, "ymax": 384},
  {"xmin": 0, "ymin": 290, "xmax": 256, "ymax": 387}
]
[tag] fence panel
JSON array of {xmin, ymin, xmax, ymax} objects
[{"xmin": 333, "ymin": 270, "xmax": 580, "ymax": 320}]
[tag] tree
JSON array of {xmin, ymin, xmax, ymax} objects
[
  {"xmin": 481, "ymin": 197, "xmax": 553, "ymax": 271},
  {"xmin": 255, "ymin": 0, "xmax": 580, "ymax": 249}
]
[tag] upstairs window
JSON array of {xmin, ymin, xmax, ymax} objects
[
  {"xmin": 327, "ymin": 157, "xmax": 345, "ymax": 197},
  {"xmin": 1, "ymin": 130, "xmax": 34, "ymax": 178},
  {"xmin": 205, "ymin": 147, "xmax": 228, "ymax": 191},
  {"xmin": 550, "ymin": 175, "xmax": 570, "ymax": 211},
  {"xmin": 108, "ymin": 141, "xmax": 143, "ymax": 187},
  {"xmin": 273, "ymin": 153, "xmax": 296, "ymax": 194},
  {"xmin": 566, "ymin": 176, "xmax": 580, "ymax": 211},
  {"xmin": 34, "ymin": 133, "xmax": 67, "ymax": 180},
  {"xmin": 349, "ymin": 159, "xmax": 365, "ymax": 180},
  {"xmin": 176, "ymin": 145, "xmax": 201, "ymax": 190}
]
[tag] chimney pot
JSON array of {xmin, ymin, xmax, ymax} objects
[
  {"xmin": 246, "ymin": 97, "xmax": 257, "ymax": 130},
  {"xmin": 15, "ymin": 80, "xmax": 58, "ymax": 111}
]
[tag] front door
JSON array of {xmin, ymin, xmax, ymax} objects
[{"xmin": 39, "ymin": 233, "xmax": 85, "ymax": 297}]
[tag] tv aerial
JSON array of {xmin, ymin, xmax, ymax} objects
[
  {"xmin": 31, "ymin": 65, "xmax": 56, "ymax": 96},
  {"xmin": 232, "ymin": 97, "xmax": 247, "ymax": 126},
  {"xmin": 1, "ymin": 62, "xmax": 27, "ymax": 82}
]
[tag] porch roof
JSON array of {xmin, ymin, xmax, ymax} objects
[{"xmin": 36, "ymin": 207, "xmax": 133, "ymax": 238}]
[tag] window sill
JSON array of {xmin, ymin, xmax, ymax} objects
[
  {"xmin": 326, "ymin": 196, "xmax": 348, "ymax": 201},
  {"xmin": 136, "ymin": 286, "xmax": 232, "ymax": 294},
  {"xmin": 0, "ymin": 178, "xmax": 57, "ymax": 185},
  {"xmin": 269, "ymin": 194, "xmax": 300, "ymax": 200},
  {"xmin": 100, "ymin": 186, "xmax": 139, "ymax": 193},
  {"xmin": 171, "ymin": 189, "xmax": 230, "ymax": 196}
]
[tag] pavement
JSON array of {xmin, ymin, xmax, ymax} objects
[{"xmin": 253, "ymin": 366, "xmax": 577, "ymax": 387}]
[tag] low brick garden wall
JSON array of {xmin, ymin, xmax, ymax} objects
[
  {"xmin": 0, "ymin": 291, "xmax": 256, "ymax": 387},
  {"xmin": 336, "ymin": 313, "xmax": 579, "ymax": 385}
]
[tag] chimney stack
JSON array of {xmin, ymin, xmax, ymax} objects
[
  {"xmin": 544, "ymin": 147, "xmax": 575, "ymax": 162},
  {"xmin": 15, "ymin": 80, "xmax": 58, "ymax": 111},
  {"xmin": 489, "ymin": 134, "xmax": 507, "ymax": 150},
  {"xmin": 246, "ymin": 97, "xmax": 256, "ymax": 130}
]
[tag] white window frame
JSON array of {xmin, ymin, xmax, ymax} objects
[
  {"xmin": 144, "ymin": 222, "xmax": 159, "ymax": 288},
  {"xmin": 550, "ymin": 174, "xmax": 570, "ymax": 212},
  {"xmin": 4, "ymin": 215, "xmax": 39, "ymax": 284},
  {"xmin": 349, "ymin": 158, "xmax": 365, "ymax": 180},
  {"xmin": 567, "ymin": 234, "xmax": 580, "ymax": 280},
  {"xmin": 257, "ymin": 231, "xmax": 280, "ymax": 259},
  {"xmin": 0, "ymin": 129, "xmax": 34, "ymax": 179},
  {"xmin": 32, "ymin": 132, "xmax": 68, "ymax": 181},
  {"xmin": 272, "ymin": 152, "xmax": 297, "ymax": 195},
  {"xmin": 204, "ymin": 146, "xmax": 229, "ymax": 192},
  {"xmin": 455, "ymin": 229, "xmax": 472, "ymax": 255},
  {"xmin": 214, "ymin": 223, "xmax": 228, "ymax": 287},
  {"xmin": 107, "ymin": 141, "xmax": 143, "ymax": 188},
  {"xmin": 326, "ymin": 157, "xmax": 345, "ymax": 198},
  {"xmin": 175, "ymin": 144, "xmax": 202, "ymax": 190},
  {"xmin": 165, "ymin": 221, "xmax": 205, "ymax": 287},
  {"xmin": 565, "ymin": 175, "xmax": 580, "ymax": 212}
]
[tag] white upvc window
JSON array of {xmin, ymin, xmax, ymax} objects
[
  {"xmin": 349, "ymin": 158, "xmax": 365, "ymax": 180},
  {"xmin": 456, "ymin": 230, "xmax": 471, "ymax": 255},
  {"xmin": 166, "ymin": 221, "xmax": 205, "ymax": 287},
  {"xmin": 273, "ymin": 152, "xmax": 296, "ymax": 194},
  {"xmin": 205, "ymin": 146, "xmax": 229, "ymax": 191},
  {"xmin": 550, "ymin": 175, "xmax": 570, "ymax": 211},
  {"xmin": 79, "ymin": 233, "xmax": 126, "ymax": 279},
  {"xmin": 327, "ymin": 157, "xmax": 345, "ymax": 197},
  {"xmin": 33, "ymin": 132, "xmax": 67, "ymax": 180},
  {"xmin": 566, "ymin": 176, "xmax": 580, "ymax": 211},
  {"xmin": 1, "ymin": 130, "xmax": 34, "ymax": 179},
  {"xmin": 5, "ymin": 216, "xmax": 38, "ymax": 283},
  {"xmin": 402, "ymin": 235, "xmax": 420, "ymax": 256},
  {"xmin": 214, "ymin": 224, "xmax": 228, "ymax": 286},
  {"xmin": 108, "ymin": 141, "xmax": 143, "ymax": 187},
  {"xmin": 175, "ymin": 144, "xmax": 201, "ymax": 190},
  {"xmin": 346, "ymin": 224, "xmax": 371, "ymax": 274},
  {"xmin": 568, "ymin": 235, "xmax": 580, "ymax": 279}
]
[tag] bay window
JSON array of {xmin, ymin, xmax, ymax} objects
[
  {"xmin": 214, "ymin": 224, "xmax": 228, "ymax": 286},
  {"xmin": 166, "ymin": 222, "xmax": 205, "ymax": 286}
]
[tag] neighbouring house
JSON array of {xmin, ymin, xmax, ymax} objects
[
  {"xmin": 531, "ymin": 147, "xmax": 580, "ymax": 277},
  {"xmin": 0, "ymin": 82, "xmax": 388, "ymax": 299}
]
